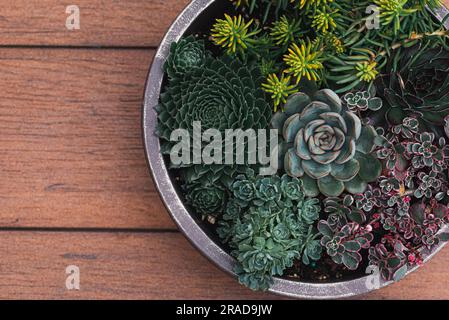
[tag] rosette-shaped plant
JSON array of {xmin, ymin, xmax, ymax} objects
[
  {"xmin": 299, "ymin": 198, "xmax": 320, "ymax": 224},
  {"xmin": 343, "ymin": 90, "xmax": 383, "ymax": 112},
  {"xmin": 164, "ymin": 35, "xmax": 206, "ymax": 80},
  {"xmin": 185, "ymin": 183, "xmax": 226, "ymax": 218},
  {"xmin": 271, "ymin": 87, "xmax": 382, "ymax": 197},
  {"xmin": 157, "ymin": 51, "xmax": 272, "ymax": 185},
  {"xmin": 376, "ymin": 43, "xmax": 449, "ymax": 126},
  {"xmin": 217, "ymin": 173, "xmax": 322, "ymax": 291}
]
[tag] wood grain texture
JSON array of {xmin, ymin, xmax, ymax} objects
[
  {"xmin": 0, "ymin": 0, "xmax": 189, "ymax": 47},
  {"xmin": 0, "ymin": 231, "xmax": 277, "ymax": 300},
  {"xmin": 1, "ymin": 231, "xmax": 448, "ymax": 300},
  {"xmin": 0, "ymin": 48, "xmax": 175, "ymax": 229}
]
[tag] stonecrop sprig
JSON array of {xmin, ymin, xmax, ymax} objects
[
  {"xmin": 374, "ymin": 0, "xmax": 418, "ymax": 34},
  {"xmin": 326, "ymin": 51, "xmax": 380, "ymax": 93},
  {"xmin": 283, "ymin": 40, "xmax": 324, "ymax": 83},
  {"xmin": 311, "ymin": 7, "xmax": 339, "ymax": 33},
  {"xmin": 262, "ymin": 73, "xmax": 298, "ymax": 111},
  {"xmin": 211, "ymin": 14, "xmax": 261, "ymax": 56},
  {"xmin": 270, "ymin": 15, "xmax": 303, "ymax": 46}
]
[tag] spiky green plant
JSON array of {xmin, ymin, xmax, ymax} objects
[
  {"xmin": 327, "ymin": 51, "xmax": 379, "ymax": 93},
  {"xmin": 262, "ymin": 73, "xmax": 298, "ymax": 111},
  {"xmin": 270, "ymin": 15, "xmax": 303, "ymax": 46},
  {"xmin": 284, "ymin": 40, "xmax": 324, "ymax": 84},
  {"xmin": 311, "ymin": 7, "xmax": 338, "ymax": 33},
  {"xmin": 314, "ymin": 32, "xmax": 345, "ymax": 54},
  {"xmin": 374, "ymin": 0, "xmax": 417, "ymax": 34},
  {"xmin": 355, "ymin": 61, "xmax": 379, "ymax": 82},
  {"xmin": 211, "ymin": 14, "xmax": 261, "ymax": 56},
  {"xmin": 229, "ymin": 0, "xmax": 292, "ymax": 23},
  {"xmin": 292, "ymin": 0, "xmax": 333, "ymax": 9}
]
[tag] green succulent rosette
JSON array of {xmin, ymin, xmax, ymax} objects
[
  {"xmin": 185, "ymin": 183, "xmax": 226, "ymax": 218},
  {"xmin": 156, "ymin": 51, "xmax": 272, "ymax": 186},
  {"xmin": 376, "ymin": 43, "xmax": 449, "ymax": 128},
  {"xmin": 271, "ymin": 87, "xmax": 382, "ymax": 197},
  {"xmin": 164, "ymin": 35, "xmax": 206, "ymax": 80},
  {"xmin": 217, "ymin": 173, "xmax": 322, "ymax": 290}
]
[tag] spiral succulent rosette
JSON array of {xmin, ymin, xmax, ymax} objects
[
  {"xmin": 156, "ymin": 51, "xmax": 272, "ymax": 185},
  {"xmin": 376, "ymin": 43, "xmax": 449, "ymax": 129},
  {"xmin": 150, "ymin": 0, "xmax": 449, "ymax": 295},
  {"xmin": 271, "ymin": 88, "xmax": 382, "ymax": 197}
]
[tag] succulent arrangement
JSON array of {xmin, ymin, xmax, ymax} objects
[{"xmin": 156, "ymin": 0, "xmax": 449, "ymax": 291}]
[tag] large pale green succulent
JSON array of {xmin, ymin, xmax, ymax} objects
[
  {"xmin": 156, "ymin": 46, "xmax": 272, "ymax": 186},
  {"xmin": 271, "ymin": 87, "xmax": 382, "ymax": 197}
]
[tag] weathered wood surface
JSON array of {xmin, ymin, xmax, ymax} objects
[
  {"xmin": 0, "ymin": 48, "xmax": 176, "ymax": 229},
  {"xmin": 1, "ymin": 0, "xmax": 449, "ymax": 299},
  {"xmin": 0, "ymin": 231, "xmax": 448, "ymax": 300},
  {"xmin": 0, "ymin": 0, "xmax": 190, "ymax": 47}
]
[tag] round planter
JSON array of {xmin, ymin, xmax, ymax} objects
[{"xmin": 143, "ymin": 0, "xmax": 449, "ymax": 299}]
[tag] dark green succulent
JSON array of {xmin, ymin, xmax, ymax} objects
[
  {"xmin": 392, "ymin": 117, "xmax": 419, "ymax": 139},
  {"xmin": 217, "ymin": 173, "xmax": 321, "ymax": 291},
  {"xmin": 318, "ymin": 220, "xmax": 374, "ymax": 270},
  {"xmin": 185, "ymin": 183, "xmax": 226, "ymax": 218},
  {"xmin": 280, "ymin": 174, "xmax": 305, "ymax": 202},
  {"xmin": 368, "ymin": 241, "xmax": 409, "ymax": 282},
  {"xmin": 407, "ymin": 132, "xmax": 439, "ymax": 169},
  {"xmin": 254, "ymin": 176, "xmax": 282, "ymax": 205},
  {"xmin": 323, "ymin": 195, "xmax": 367, "ymax": 226},
  {"xmin": 271, "ymin": 86, "xmax": 382, "ymax": 197},
  {"xmin": 354, "ymin": 186, "xmax": 382, "ymax": 212},
  {"xmin": 157, "ymin": 50, "xmax": 272, "ymax": 186},
  {"xmin": 376, "ymin": 43, "xmax": 449, "ymax": 127},
  {"xmin": 164, "ymin": 36, "xmax": 206, "ymax": 80},
  {"xmin": 301, "ymin": 234, "xmax": 322, "ymax": 265},
  {"xmin": 299, "ymin": 198, "xmax": 320, "ymax": 224},
  {"xmin": 230, "ymin": 174, "xmax": 257, "ymax": 206}
]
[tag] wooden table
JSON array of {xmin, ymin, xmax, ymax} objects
[{"xmin": 1, "ymin": 0, "xmax": 449, "ymax": 300}]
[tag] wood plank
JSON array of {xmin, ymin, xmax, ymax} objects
[
  {"xmin": 0, "ymin": 230, "xmax": 448, "ymax": 299},
  {"xmin": 0, "ymin": 48, "xmax": 175, "ymax": 229},
  {"xmin": 0, "ymin": 231, "xmax": 279, "ymax": 299},
  {"xmin": 0, "ymin": 0, "xmax": 190, "ymax": 47}
]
